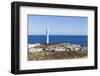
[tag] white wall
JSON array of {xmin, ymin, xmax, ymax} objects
[{"xmin": 0, "ymin": 0, "xmax": 99, "ymax": 76}]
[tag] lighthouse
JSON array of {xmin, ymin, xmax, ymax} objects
[{"xmin": 46, "ymin": 27, "xmax": 49, "ymax": 44}]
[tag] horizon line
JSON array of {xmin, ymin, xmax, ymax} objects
[{"xmin": 28, "ymin": 34, "xmax": 88, "ymax": 36}]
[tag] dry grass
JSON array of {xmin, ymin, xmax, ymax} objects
[{"xmin": 28, "ymin": 51, "xmax": 87, "ymax": 61}]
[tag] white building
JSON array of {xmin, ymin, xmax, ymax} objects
[
  {"xmin": 74, "ymin": 47, "xmax": 81, "ymax": 51},
  {"xmin": 55, "ymin": 48, "xmax": 65, "ymax": 51},
  {"xmin": 45, "ymin": 47, "xmax": 66, "ymax": 52},
  {"xmin": 28, "ymin": 43, "xmax": 43, "ymax": 52},
  {"xmin": 29, "ymin": 48, "xmax": 43, "ymax": 52}
]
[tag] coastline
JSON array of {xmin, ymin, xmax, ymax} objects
[{"xmin": 28, "ymin": 43, "xmax": 88, "ymax": 61}]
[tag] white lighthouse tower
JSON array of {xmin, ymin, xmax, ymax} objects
[{"xmin": 46, "ymin": 27, "xmax": 49, "ymax": 44}]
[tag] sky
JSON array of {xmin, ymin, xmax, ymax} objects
[{"xmin": 28, "ymin": 15, "xmax": 88, "ymax": 35}]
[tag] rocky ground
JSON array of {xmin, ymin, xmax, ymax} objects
[{"xmin": 28, "ymin": 51, "xmax": 87, "ymax": 61}]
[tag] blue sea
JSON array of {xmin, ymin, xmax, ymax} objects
[{"xmin": 28, "ymin": 35, "xmax": 88, "ymax": 47}]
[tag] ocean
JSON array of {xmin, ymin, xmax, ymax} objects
[{"xmin": 28, "ymin": 35, "xmax": 88, "ymax": 47}]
